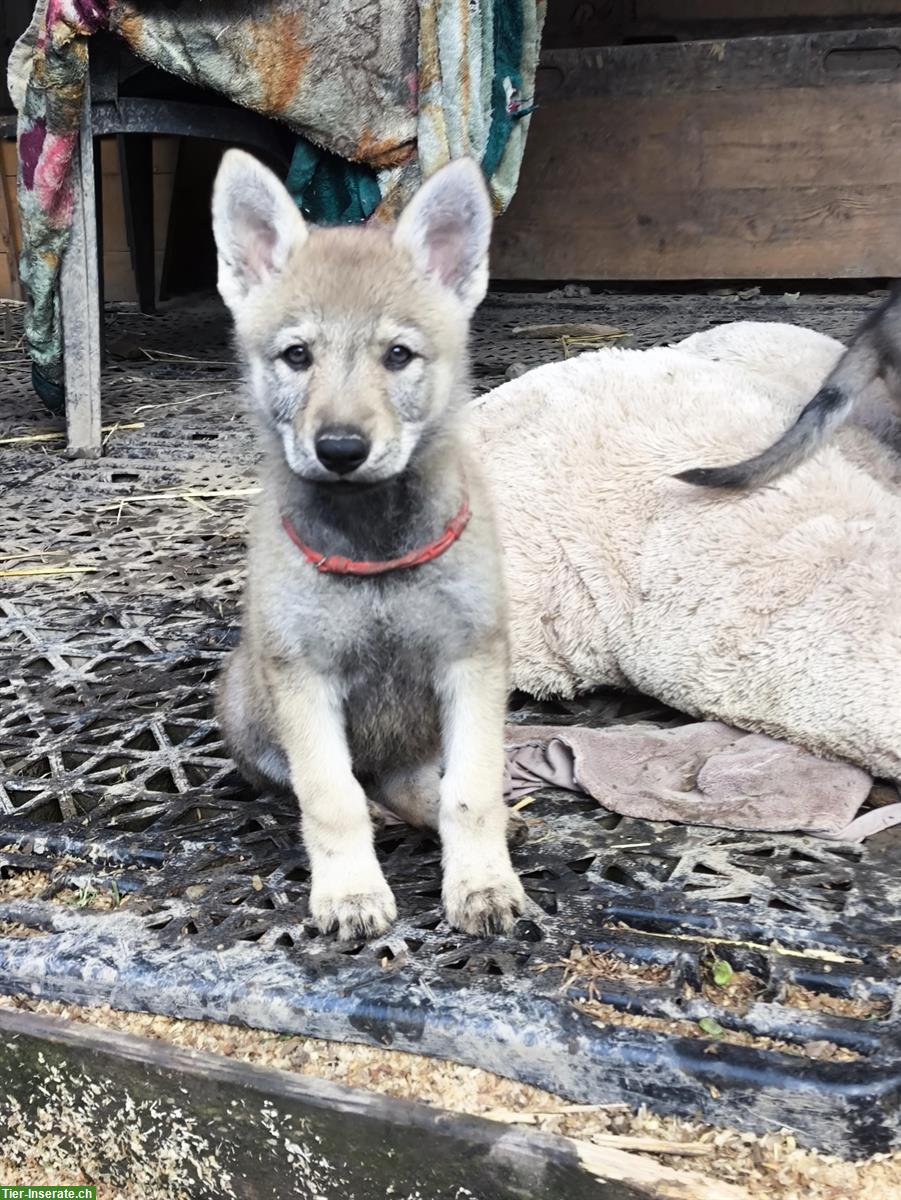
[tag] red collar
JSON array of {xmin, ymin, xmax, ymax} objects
[{"xmin": 281, "ymin": 495, "xmax": 471, "ymax": 576}]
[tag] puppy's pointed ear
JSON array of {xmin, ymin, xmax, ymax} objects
[
  {"xmin": 393, "ymin": 158, "xmax": 492, "ymax": 314},
  {"xmin": 212, "ymin": 149, "xmax": 307, "ymax": 310}
]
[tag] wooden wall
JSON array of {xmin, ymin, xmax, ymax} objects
[
  {"xmin": 493, "ymin": 28, "xmax": 901, "ymax": 280},
  {"xmin": 0, "ymin": 135, "xmax": 178, "ymax": 302},
  {"xmin": 99, "ymin": 136, "xmax": 178, "ymax": 302}
]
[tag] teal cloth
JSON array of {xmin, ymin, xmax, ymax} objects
[
  {"xmin": 482, "ymin": 0, "xmax": 531, "ymax": 182},
  {"xmin": 285, "ymin": 139, "xmax": 383, "ymax": 225}
]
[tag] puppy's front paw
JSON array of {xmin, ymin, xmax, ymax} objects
[
  {"xmin": 444, "ymin": 871, "xmax": 529, "ymax": 937},
  {"xmin": 311, "ymin": 883, "xmax": 397, "ymax": 941}
]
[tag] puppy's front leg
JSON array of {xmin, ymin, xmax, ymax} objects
[
  {"xmin": 271, "ymin": 665, "xmax": 396, "ymax": 940},
  {"xmin": 438, "ymin": 647, "xmax": 528, "ymax": 935}
]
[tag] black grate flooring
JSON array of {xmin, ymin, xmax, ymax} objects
[{"xmin": 1, "ymin": 289, "xmax": 900, "ymax": 1157}]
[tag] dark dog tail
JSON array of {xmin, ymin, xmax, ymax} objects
[{"xmin": 675, "ymin": 328, "xmax": 879, "ymax": 490}]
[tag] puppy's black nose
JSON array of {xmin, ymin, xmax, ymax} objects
[{"xmin": 314, "ymin": 427, "xmax": 370, "ymax": 476}]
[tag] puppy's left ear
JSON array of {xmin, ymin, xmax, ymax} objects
[{"xmin": 393, "ymin": 158, "xmax": 492, "ymax": 314}]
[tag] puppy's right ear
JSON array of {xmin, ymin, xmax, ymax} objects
[{"xmin": 212, "ymin": 149, "xmax": 307, "ymax": 310}]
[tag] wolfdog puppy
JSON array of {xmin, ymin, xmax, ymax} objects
[
  {"xmin": 211, "ymin": 149, "xmax": 527, "ymax": 940},
  {"xmin": 677, "ymin": 285, "xmax": 901, "ymax": 489}
]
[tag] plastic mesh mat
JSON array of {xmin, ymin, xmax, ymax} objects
[{"xmin": 1, "ymin": 290, "xmax": 900, "ymax": 1157}]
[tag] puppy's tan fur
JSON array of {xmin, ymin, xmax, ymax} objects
[{"xmin": 211, "ymin": 150, "xmax": 527, "ymax": 940}]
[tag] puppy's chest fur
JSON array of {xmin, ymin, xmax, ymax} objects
[
  {"xmin": 340, "ymin": 602, "xmax": 441, "ymax": 773},
  {"xmin": 268, "ymin": 556, "xmax": 497, "ymax": 774}
]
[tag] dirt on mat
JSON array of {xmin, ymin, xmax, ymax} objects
[
  {"xmin": 0, "ymin": 992, "xmax": 898, "ymax": 1200},
  {"xmin": 544, "ymin": 945, "xmax": 865, "ymax": 1063},
  {"xmin": 0, "ymin": 865, "xmax": 130, "ymax": 912}
]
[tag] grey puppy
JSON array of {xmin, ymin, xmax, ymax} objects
[
  {"xmin": 211, "ymin": 149, "xmax": 528, "ymax": 941},
  {"xmin": 677, "ymin": 284, "xmax": 901, "ymax": 489}
]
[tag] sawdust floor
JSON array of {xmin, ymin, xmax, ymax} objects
[{"xmin": 0, "ymin": 992, "xmax": 898, "ymax": 1200}]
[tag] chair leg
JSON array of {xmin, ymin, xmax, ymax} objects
[
  {"xmin": 159, "ymin": 136, "xmax": 219, "ymax": 302},
  {"xmin": 93, "ymin": 137, "xmax": 106, "ymax": 363},
  {"xmin": 61, "ymin": 70, "xmax": 102, "ymax": 459},
  {"xmin": 118, "ymin": 132, "xmax": 156, "ymax": 315}
]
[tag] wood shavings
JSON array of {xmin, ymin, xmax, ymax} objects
[
  {"xmin": 0, "ymin": 921, "xmax": 45, "ymax": 938},
  {"xmin": 0, "ymin": 866, "xmax": 128, "ymax": 910},
  {"xmin": 782, "ymin": 983, "xmax": 890, "ymax": 1021},
  {"xmin": 0, "ymin": 994, "xmax": 898, "ymax": 1199},
  {"xmin": 702, "ymin": 966, "xmax": 765, "ymax": 1013},
  {"xmin": 571, "ymin": 1137, "xmax": 748, "ymax": 1199},
  {"xmin": 561, "ymin": 332, "xmax": 630, "ymax": 358},
  {"xmin": 539, "ymin": 943, "xmax": 671, "ymax": 991},
  {"xmin": 575, "ymin": 998, "xmax": 860, "ymax": 1063}
]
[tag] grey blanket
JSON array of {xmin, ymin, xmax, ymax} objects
[{"xmin": 504, "ymin": 722, "xmax": 901, "ymax": 842}]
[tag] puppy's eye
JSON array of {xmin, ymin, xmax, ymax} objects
[
  {"xmin": 282, "ymin": 344, "xmax": 312, "ymax": 370},
  {"xmin": 384, "ymin": 344, "xmax": 414, "ymax": 371}
]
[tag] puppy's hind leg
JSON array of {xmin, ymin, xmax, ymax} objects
[
  {"xmin": 371, "ymin": 762, "xmax": 442, "ymax": 832},
  {"xmin": 217, "ymin": 651, "xmax": 292, "ymax": 794},
  {"xmin": 371, "ymin": 760, "xmax": 528, "ymax": 845}
]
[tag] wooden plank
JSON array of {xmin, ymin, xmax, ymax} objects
[
  {"xmin": 0, "ymin": 1007, "xmax": 751, "ymax": 1200},
  {"xmin": 541, "ymin": 0, "xmax": 626, "ymax": 50},
  {"xmin": 88, "ymin": 134, "xmax": 175, "ymax": 302},
  {"xmin": 1, "ymin": 141, "xmax": 17, "ymax": 176},
  {"xmin": 537, "ymin": 30, "xmax": 901, "ymax": 102},
  {"xmin": 61, "ymin": 69, "xmax": 102, "ymax": 458},
  {"xmin": 542, "ymin": 1, "xmax": 901, "ymax": 49},
  {"xmin": 1, "ymin": 134, "xmax": 21, "ymax": 298},
  {"xmin": 0, "ymin": 167, "xmax": 21, "ymax": 299},
  {"xmin": 524, "ymin": 88, "xmax": 901, "ymax": 193},
  {"xmin": 0, "ymin": 252, "xmax": 14, "ymax": 298},
  {"xmin": 496, "ymin": 46, "xmax": 901, "ymax": 281},
  {"xmin": 496, "ymin": 185, "xmax": 901, "ymax": 280},
  {"xmin": 152, "ymin": 134, "xmax": 179, "ymax": 173},
  {"xmin": 99, "ymin": 142, "xmax": 174, "ymax": 246},
  {"xmin": 153, "ymin": 167, "xmax": 175, "ymax": 244},
  {"xmin": 636, "ymin": 1, "xmax": 901, "ymax": 24}
]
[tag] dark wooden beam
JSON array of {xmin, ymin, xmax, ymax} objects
[{"xmin": 0, "ymin": 1006, "xmax": 732, "ymax": 1200}]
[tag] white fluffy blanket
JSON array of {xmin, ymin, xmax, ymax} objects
[{"xmin": 468, "ymin": 321, "xmax": 901, "ymax": 782}]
